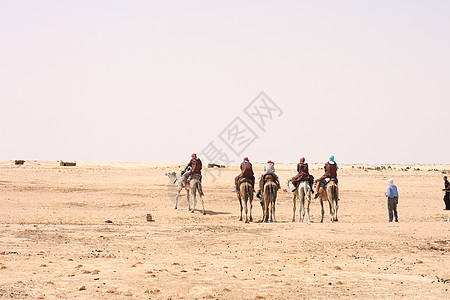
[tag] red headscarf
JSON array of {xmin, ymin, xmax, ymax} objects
[
  {"xmin": 191, "ymin": 153, "xmax": 197, "ymax": 158},
  {"xmin": 300, "ymin": 157, "xmax": 305, "ymax": 163},
  {"xmin": 243, "ymin": 157, "xmax": 249, "ymax": 162},
  {"xmin": 267, "ymin": 160, "xmax": 274, "ymax": 165}
]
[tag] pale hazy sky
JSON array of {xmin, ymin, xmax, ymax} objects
[{"xmin": 1, "ymin": 1, "xmax": 449, "ymax": 164}]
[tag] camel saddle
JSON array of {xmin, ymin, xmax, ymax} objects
[
  {"xmin": 263, "ymin": 174, "xmax": 277, "ymax": 183},
  {"xmin": 239, "ymin": 177, "xmax": 254, "ymax": 185},
  {"xmin": 237, "ymin": 177, "xmax": 254, "ymax": 191},
  {"xmin": 190, "ymin": 173, "xmax": 202, "ymax": 181},
  {"xmin": 321, "ymin": 177, "xmax": 338, "ymax": 188}
]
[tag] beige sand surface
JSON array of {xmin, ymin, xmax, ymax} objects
[{"xmin": 0, "ymin": 161, "xmax": 449, "ymax": 299}]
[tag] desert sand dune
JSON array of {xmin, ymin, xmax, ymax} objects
[{"xmin": 0, "ymin": 161, "xmax": 449, "ymax": 299}]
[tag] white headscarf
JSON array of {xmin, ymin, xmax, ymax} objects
[{"xmin": 387, "ymin": 179, "xmax": 394, "ymax": 186}]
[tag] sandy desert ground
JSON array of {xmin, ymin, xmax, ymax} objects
[{"xmin": 0, "ymin": 161, "xmax": 449, "ymax": 299}]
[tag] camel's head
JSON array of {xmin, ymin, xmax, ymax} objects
[
  {"xmin": 166, "ymin": 171, "xmax": 177, "ymax": 179},
  {"xmin": 286, "ymin": 180, "xmax": 296, "ymax": 193}
]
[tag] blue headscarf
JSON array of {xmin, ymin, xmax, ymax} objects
[{"xmin": 329, "ymin": 155, "xmax": 338, "ymax": 169}]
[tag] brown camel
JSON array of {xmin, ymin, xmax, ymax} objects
[
  {"xmin": 314, "ymin": 179, "xmax": 339, "ymax": 222},
  {"xmin": 262, "ymin": 175, "xmax": 278, "ymax": 222},
  {"xmin": 189, "ymin": 174, "xmax": 206, "ymax": 215},
  {"xmin": 237, "ymin": 179, "xmax": 254, "ymax": 223}
]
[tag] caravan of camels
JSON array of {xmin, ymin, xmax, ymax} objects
[{"xmin": 167, "ymin": 153, "xmax": 340, "ymax": 223}]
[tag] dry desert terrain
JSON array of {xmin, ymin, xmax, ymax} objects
[{"xmin": 0, "ymin": 161, "xmax": 449, "ymax": 299}]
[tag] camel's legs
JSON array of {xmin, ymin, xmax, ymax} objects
[
  {"xmin": 320, "ymin": 198, "xmax": 325, "ymax": 223},
  {"xmin": 306, "ymin": 192, "xmax": 311, "ymax": 223},
  {"xmin": 299, "ymin": 188, "xmax": 306, "ymax": 222},
  {"xmin": 265, "ymin": 184, "xmax": 276, "ymax": 223},
  {"xmin": 243, "ymin": 195, "xmax": 248, "ymax": 223},
  {"xmin": 300, "ymin": 196, "xmax": 305, "ymax": 223},
  {"xmin": 271, "ymin": 199, "xmax": 276, "ymax": 222},
  {"xmin": 262, "ymin": 199, "xmax": 267, "ymax": 222},
  {"xmin": 186, "ymin": 189, "xmax": 191, "ymax": 211},
  {"xmin": 186, "ymin": 190, "xmax": 191, "ymax": 211},
  {"xmin": 334, "ymin": 198, "xmax": 339, "ymax": 222},
  {"xmin": 263, "ymin": 197, "xmax": 269, "ymax": 223},
  {"xmin": 191, "ymin": 190, "xmax": 196, "ymax": 213},
  {"xmin": 238, "ymin": 195, "xmax": 243, "ymax": 221},
  {"xmin": 292, "ymin": 193, "xmax": 296, "ymax": 222},
  {"xmin": 260, "ymin": 191, "xmax": 269, "ymax": 222},
  {"xmin": 200, "ymin": 194, "xmax": 205, "ymax": 215},
  {"xmin": 328, "ymin": 197, "xmax": 335, "ymax": 222},
  {"xmin": 307, "ymin": 184, "xmax": 312, "ymax": 223},
  {"xmin": 266, "ymin": 190, "xmax": 272, "ymax": 222},
  {"xmin": 268, "ymin": 199, "xmax": 272, "ymax": 222},
  {"xmin": 249, "ymin": 195, "xmax": 253, "ymax": 222},
  {"xmin": 174, "ymin": 188, "xmax": 181, "ymax": 209},
  {"xmin": 270, "ymin": 186, "xmax": 277, "ymax": 223}
]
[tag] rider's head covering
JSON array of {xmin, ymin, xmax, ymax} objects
[
  {"xmin": 328, "ymin": 155, "xmax": 338, "ymax": 168},
  {"xmin": 387, "ymin": 179, "xmax": 394, "ymax": 186},
  {"xmin": 243, "ymin": 157, "xmax": 249, "ymax": 162},
  {"xmin": 267, "ymin": 160, "xmax": 274, "ymax": 165},
  {"xmin": 191, "ymin": 153, "xmax": 197, "ymax": 158},
  {"xmin": 300, "ymin": 157, "xmax": 305, "ymax": 163}
]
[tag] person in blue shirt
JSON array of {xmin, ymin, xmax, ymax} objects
[{"xmin": 385, "ymin": 179, "xmax": 399, "ymax": 222}]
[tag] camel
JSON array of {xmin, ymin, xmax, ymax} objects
[
  {"xmin": 189, "ymin": 174, "xmax": 206, "ymax": 215},
  {"xmin": 287, "ymin": 179, "xmax": 312, "ymax": 223},
  {"xmin": 314, "ymin": 179, "xmax": 339, "ymax": 222},
  {"xmin": 262, "ymin": 175, "xmax": 278, "ymax": 222},
  {"xmin": 166, "ymin": 169, "xmax": 206, "ymax": 214},
  {"xmin": 166, "ymin": 170, "xmax": 191, "ymax": 210},
  {"xmin": 237, "ymin": 179, "xmax": 254, "ymax": 223}
]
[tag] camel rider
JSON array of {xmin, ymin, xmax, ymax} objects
[
  {"xmin": 256, "ymin": 160, "xmax": 281, "ymax": 199},
  {"xmin": 290, "ymin": 157, "xmax": 313, "ymax": 192},
  {"xmin": 314, "ymin": 155, "xmax": 338, "ymax": 199},
  {"xmin": 183, "ymin": 153, "xmax": 203, "ymax": 185},
  {"xmin": 234, "ymin": 157, "xmax": 255, "ymax": 193}
]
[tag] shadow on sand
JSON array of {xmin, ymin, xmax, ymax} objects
[{"xmin": 192, "ymin": 209, "xmax": 231, "ymax": 216}]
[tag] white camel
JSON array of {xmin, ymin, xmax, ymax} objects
[
  {"xmin": 166, "ymin": 170, "xmax": 191, "ymax": 210},
  {"xmin": 166, "ymin": 169, "xmax": 205, "ymax": 214},
  {"xmin": 287, "ymin": 179, "xmax": 312, "ymax": 223}
]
